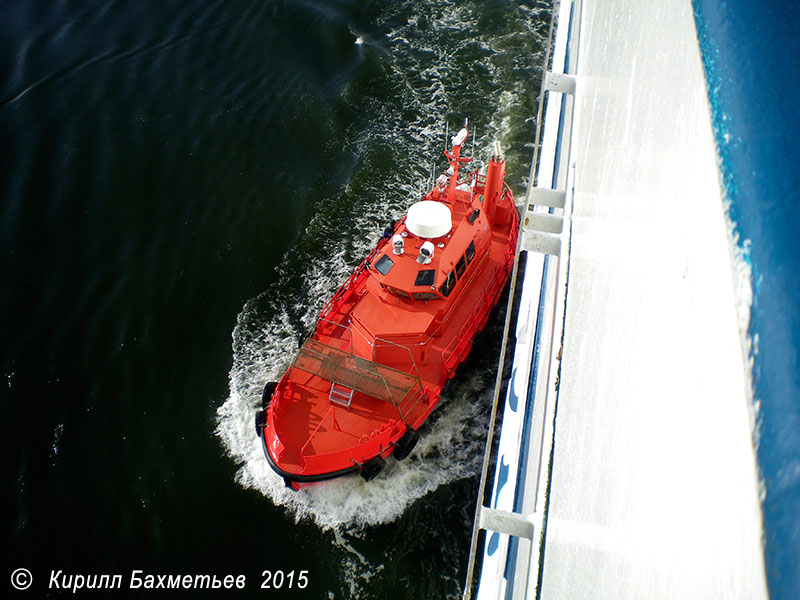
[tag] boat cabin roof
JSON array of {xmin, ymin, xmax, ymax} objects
[{"xmin": 370, "ymin": 188, "xmax": 489, "ymax": 302}]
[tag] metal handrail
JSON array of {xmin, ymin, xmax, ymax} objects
[
  {"xmin": 319, "ymin": 244, "xmax": 382, "ymax": 320},
  {"xmin": 291, "ymin": 334, "xmax": 424, "ymax": 423}
]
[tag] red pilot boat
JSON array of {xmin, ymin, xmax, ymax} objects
[{"xmin": 255, "ymin": 123, "xmax": 519, "ymax": 489}]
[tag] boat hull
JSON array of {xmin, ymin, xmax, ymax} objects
[{"xmin": 258, "ymin": 227, "xmax": 516, "ymax": 488}]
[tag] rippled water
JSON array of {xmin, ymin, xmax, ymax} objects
[{"xmin": 2, "ymin": 1, "xmax": 551, "ymax": 597}]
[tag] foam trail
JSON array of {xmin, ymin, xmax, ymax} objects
[{"xmin": 217, "ymin": 307, "xmax": 495, "ymax": 530}]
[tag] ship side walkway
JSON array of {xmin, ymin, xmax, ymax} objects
[{"xmin": 465, "ymin": 1, "xmax": 767, "ymax": 598}]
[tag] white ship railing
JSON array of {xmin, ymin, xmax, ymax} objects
[{"xmin": 462, "ymin": 0, "xmax": 584, "ymax": 598}]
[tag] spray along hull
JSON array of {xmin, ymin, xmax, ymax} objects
[{"xmin": 255, "ymin": 125, "xmax": 519, "ymax": 489}]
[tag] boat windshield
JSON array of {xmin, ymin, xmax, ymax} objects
[{"xmin": 414, "ymin": 269, "xmax": 435, "ymax": 287}]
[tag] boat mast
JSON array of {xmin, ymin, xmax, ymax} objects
[{"xmin": 445, "ymin": 118, "xmax": 472, "ymax": 201}]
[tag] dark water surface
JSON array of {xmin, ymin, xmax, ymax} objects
[{"xmin": 2, "ymin": 1, "xmax": 551, "ymax": 597}]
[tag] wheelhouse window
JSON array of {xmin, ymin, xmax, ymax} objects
[
  {"xmin": 455, "ymin": 255, "xmax": 467, "ymax": 278},
  {"xmin": 375, "ymin": 254, "xmax": 394, "ymax": 275},
  {"xmin": 439, "ymin": 270, "xmax": 457, "ymax": 297},
  {"xmin": 385, "ymin": 285, "xmax": 410, "ymax": 299},
  {"xmin": 465, "ymin": 241, "xmax": 476, "ymax": 265},
  {"xmin": 414, "ymin": 269, "xmax": 436, "ymax": 287},
  {"xmin": 413, "ymin": 292, "xmax": 438, "ymax": 301}
]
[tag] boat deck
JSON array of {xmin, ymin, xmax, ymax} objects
[{"xmin": 263, "ymin": 149, "xmax": 519, "ymax": 480}]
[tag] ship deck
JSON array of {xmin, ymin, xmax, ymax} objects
[{"xmin": 467, "ymin": 0, "xmax": 767, "ymax": 598}]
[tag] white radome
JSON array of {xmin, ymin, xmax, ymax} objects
[{"xmin": 405, "ymin": 201, "xmax": 452, "ymax": 238}]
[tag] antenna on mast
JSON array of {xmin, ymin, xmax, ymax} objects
[
  {"xmin": 444, "ymin": 120, "xmax": 449, "ymax": 151},
  {"xmin": 471, "ymin": 123, "xmax": 476, "ymax": 159}
]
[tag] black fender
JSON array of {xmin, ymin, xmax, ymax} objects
[
  {"xmin": 442, "ymin": 378, "xmax": 454, "ymax": 396},
  {"xmin": 254, "ymin": 410, "xmax": 267, "ymax": 437},
  {"xmin": 392, "ymin": 427, "xmax": 419, "ymax": 461},
  {"xmin": 262, "ymin": 381, "xmax": 278, "ymax": 409},
  {"xmin": 359, "ymin": 455, "xmax": 386, "ymax": 482}
]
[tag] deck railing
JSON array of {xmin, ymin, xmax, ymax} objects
[{"xmin": 291, "ymin": 337, "xmax": 424, "ymax": 422}]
